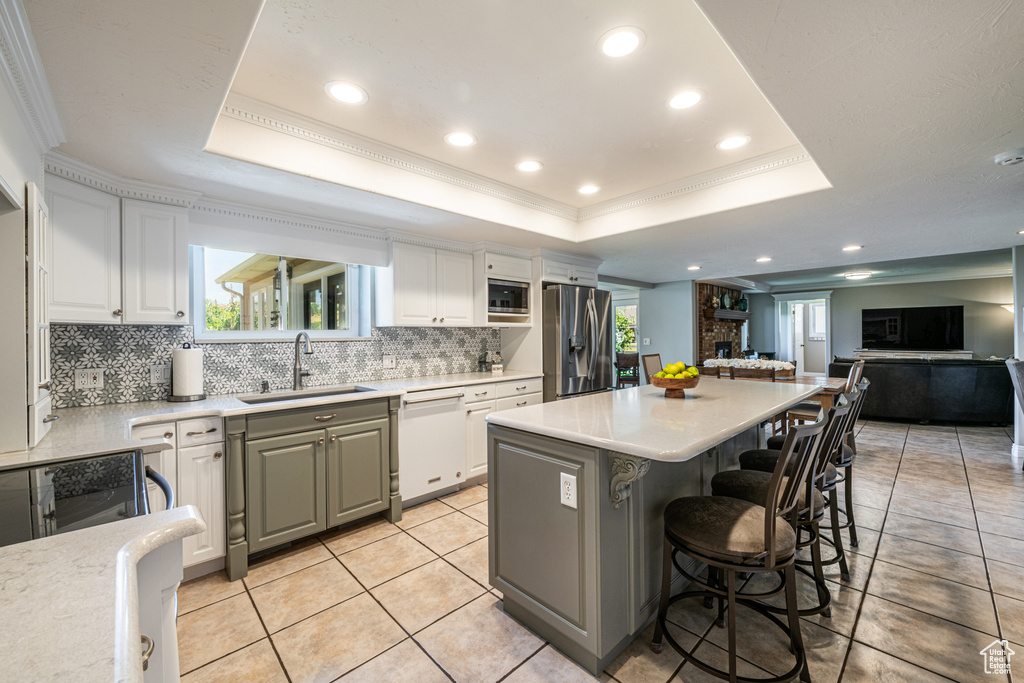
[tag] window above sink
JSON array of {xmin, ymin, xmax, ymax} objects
[{"xmin": 191, "ymin": 246, "xmax": 374, "ymax": 342}]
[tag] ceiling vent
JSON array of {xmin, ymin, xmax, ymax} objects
[{"xmin": 995, "ymin": 148, "xmax": 1024, "ymax": 166}]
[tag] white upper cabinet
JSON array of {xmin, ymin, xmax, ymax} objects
[
  {"xmin": 436, "ymin": 249, "xmax": 475, "ymax": 325},
  {"xmin": 392, "ymin": 242, "xmax": 438, "ymax": 326},
  {"xmin": 379, "ymin": 242, "xmax": 475, "ymax": 326},
  {"xmin": 540, "ymin": 257, "xmax": 599, "ymax": 287},
  {"xmin": 46, "ymin": 175, "xmax": 122, "ymax": 323},
  {"xmin": 484, "ymin": 252, "xmax": 531, "ymax": 282},
  {"xmin": 122, "ymin": 199, "xmax": 189, "ymax": 324}
]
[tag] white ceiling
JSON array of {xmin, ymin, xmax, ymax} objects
[{"xmin": 21, "ymin": 0, "xmax": 1024, "ymax": 284}]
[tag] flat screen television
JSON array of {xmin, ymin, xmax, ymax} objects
[{"xmin": 861, "ymin": 305, "xmax": 964, "ymax": 350}]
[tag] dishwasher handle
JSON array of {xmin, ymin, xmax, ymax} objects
[
  {"xmin": 403, "ymin": 392, "xmax": 465, "ymax": 406},
  {"xmin": 145, "ymin": 466, "xmax": 174, "ymax": 511}
]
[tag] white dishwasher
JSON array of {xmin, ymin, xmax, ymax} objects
[{"xmin": 398, "ymin": 386, "xmax": 467, "ymax": 502}]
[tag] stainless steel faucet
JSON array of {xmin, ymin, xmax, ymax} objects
[{"xmin": 293, "ymin": 332, "xmax": 314, "ymax": 390}]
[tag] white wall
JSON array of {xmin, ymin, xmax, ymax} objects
[
  {"xmin": 0, "ymin": 73, "xmax": 43, "ymax": 453},
  {"xmin": 751, "ymin": 277, "xmax": 1013, "ymax": 362},
  {"xmin": 638, "ymin": 280, "xmax": 696, "ymax": 376}
]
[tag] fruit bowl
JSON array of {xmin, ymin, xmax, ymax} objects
[{"xmin": 650, "ymin": 375, "xmax": 700, "ymax": 399}]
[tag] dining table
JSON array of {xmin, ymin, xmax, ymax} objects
[{"xmin": 707, "ymin": 372, "xmax": 849, "ymax": 410}]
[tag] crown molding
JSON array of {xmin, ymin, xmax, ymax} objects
[
  {"xmin": 0, "ymin": 171, "xmax": 20, "ymax": 209},
  {"xmin": 706, "ymin": 276, "xmax": 771, "ymax": 293},
  {"xmin": 221, "ymin": 94, "xmax": 581, "ymax": 222},
  {"xmin": 0, "ymin": 0, "xmax": 64, "ymax": 152},
  {"xmin": 45, "ymin": 151, "xmax": 202, "ymax": 207},
  {"xmin": 192, "ymin": 196, "xmax": 388, "ymax": 243},
  {"xmin": 532, "ymin": 248, "xmax": 603, "ymax": 268},
  {"xmin": 578, "ymin": 146, "xmax": 811, "ymax": 222}
]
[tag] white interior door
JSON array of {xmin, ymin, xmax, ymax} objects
[{"xmin": 792, "ymin": 304, "xmax": 805, "ymax": 370}]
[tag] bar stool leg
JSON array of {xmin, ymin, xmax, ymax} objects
[
  {"xmin": 844, "ymin": 465, "xmax": 859, "ymax": 547},
  {"xmin": 727, "ymin": 568, "xmax": 738, "ymax": 683},
  {"xmin": 651, "ymin": 538, "xmax": 673, "ymax": 652},
  {"xmin": 828, "ymin": 492, "xmax": 851, "ymax": 582},
  {"xmin": 810, "ymin": 521, "xmax": 832, "ymax": 618},
  {"xmin": 784, "ymin": 563, "xmax": 811, "ymax": 682}
]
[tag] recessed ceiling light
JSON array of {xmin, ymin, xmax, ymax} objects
[
  {"xmin": 668, "ymin": 90, "xmax": 703, "ymax": 110},
  {"xmin": 324, "ymin": 81, "xmax": 368, "ymax": 105},
  {"xmin": 1017, "ymin": 230, "xmax": 1024, "ymax": 235},
  {"xmin": 516, "ymin": 160, "xmax": 542, "ymax": 172},
  {"xmin": 578, "ymin": 185, "xmax": 600, "ymax": 195},
  {"xmin": 844, "ymin": 272, "xmax": 873, "ymax": 280},
  {"xmin": 598, "ymin": 27, "xmax": 645, "ymax": 57},
  {"xmin": 687, "ymin": 266, "xmax": 701, "ymax": 271},
  {"xmin": 717, "ymin": 135, "xmax": 751, "ymax": 150},
  {"xmin": 756, "ymin": 257, "xmax": 772, "ymax": 263},
  {"xmin": 444, "ymin": 132, "xmax": 476, "ymax": 147},
  {"xmin": 842, "ymin": 245, "xmax": 863, "ymax": 252}
]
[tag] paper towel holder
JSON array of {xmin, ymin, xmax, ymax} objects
[{"xmin": 168, "ymin": 342, "xmax": 207, "ymax": 403}]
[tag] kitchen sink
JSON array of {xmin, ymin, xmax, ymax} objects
[{"xmin": 237, "ymin": 385, "xmax": 378, "ymax": 405}]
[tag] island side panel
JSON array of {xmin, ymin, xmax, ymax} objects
[{"xmin": 626, "ymin": 425, "xmax": 758, "ymax": 631}]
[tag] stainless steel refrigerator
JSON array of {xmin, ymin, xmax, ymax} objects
[{"xmin": 543, "ymin": 285, "xmax": 614, "ymax": 401}]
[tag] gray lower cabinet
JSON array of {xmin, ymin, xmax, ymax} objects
[
  {"xmin": 246, "ymin": 429, "xmax": 327, "ymax": 553},
  {"xmin": 326, "ymin": 418, "xmax": 389, "ymax": 527}
]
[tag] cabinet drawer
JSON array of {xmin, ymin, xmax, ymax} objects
[
  {"xmin": 496, "ymin": 393, "xmax": 542, "ymax": 411},
  {"xmin": 465, "ymin": 384, "xmax": 497, "ymax": 403},
  {"xmin": 177, "ymin": 416, "xmax": 223, "ymax": 447},
  {"xmin": 246, "ymin": 398, "xmax": 389, "ymax": 441},
  {"xmin": 131, "ymin": 421, "xmax": 177, "ymax": 447},
  {"xmin": 496, "ymin": 378, "xmax": 543, "ymax": 398}
]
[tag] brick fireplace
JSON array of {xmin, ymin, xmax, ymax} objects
[{"xmin": 697, "ymin": 283, "xmax": 748, "ymax": 364}]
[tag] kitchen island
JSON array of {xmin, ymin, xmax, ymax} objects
[{"xmin": 484, "ymin": 380, "xmax": 821, "ymax": 674}]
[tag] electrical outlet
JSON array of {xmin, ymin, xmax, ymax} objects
[
  {"xmin": 382, "ymin": 354, "xmax": 396, "ymax": 369},
  {"xmin": 149, "ymin": 364, "xmax": 171, "ymax": 385},
  {"xmin": 643, "ymin": 338, "xmax": 651, "ymax": 345},
  {"xmin": 560, "ymin": 472, "xmax": 577, "ymax": 509},
  {"xmin": 74, "ymin": 368, "xmax": 104, "ymax": 390}
]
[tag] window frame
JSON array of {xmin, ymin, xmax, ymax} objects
[{"xmin": 190, "ymin": 246, "xmax": 374, "ymax": 343}]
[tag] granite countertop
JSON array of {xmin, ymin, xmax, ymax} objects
[
  {"xmin": 0, "ymin": 506, "xmax": 205, "ymax": 682},
  {"xmin": 0, "ymin": 370, "xmax": 543, "ymax": 472},
  {"xmin": 486, "ymin": 381, "xmax": 820, "ymax": 462}
]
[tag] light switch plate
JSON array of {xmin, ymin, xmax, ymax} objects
[
  {"xmin": 560, "ymin": 472, "xmax": 577, "ymax": 509},
  {"xmin": 74, "ymin": 368, "xmax": 104, "ymax": 390},
  {"xmin": 643, "ymin": 338, "xmax": 651, "ymax": 345},
  {"xmin": 382, "ymin": 354, "xmax": 396, "ymax": 369}
]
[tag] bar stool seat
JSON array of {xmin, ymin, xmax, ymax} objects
[
  {"xmin": 711, "ymin": 469, "xmax": 825, "ymax": 514},
  {"xmin": 664, "ymin": 496, "xmax": 797, "ymax": 563}
]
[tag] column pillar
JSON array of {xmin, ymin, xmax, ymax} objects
[{"xmin": 1012, "ymin": 246, "xmax": 1024, "ymax": 458}]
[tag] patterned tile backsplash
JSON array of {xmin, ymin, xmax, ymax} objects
[{"xmin": 50, "ymin": 324, "xmax": 502, "ymax": 408}]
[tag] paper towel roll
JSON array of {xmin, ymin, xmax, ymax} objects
[{"xmin": 172, "ymin": 345, "xmax": 205, "ymax": 398}]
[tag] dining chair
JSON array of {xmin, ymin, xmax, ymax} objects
[
  {"xmin": 641, "ymin": 354, "xmax": 662, "ymax": 383},
  {"xmin": 615, "ymin": 352, "xmax": 640, "ymax": 388}
]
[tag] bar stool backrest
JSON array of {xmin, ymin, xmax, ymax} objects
[
  {"xmin": 845, "ymin": 360, "xmax": 866, "ymax": 393},
  {"xmin": 764, "ymin": 412, "xmax": 827, "ymax": 567},
  {"xmin": 808, "ymin": 394, "xmax": 853, "ymax": 514}
]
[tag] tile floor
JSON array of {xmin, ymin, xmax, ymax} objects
[{"xmin": 177, "ymin": 421, "xmax": 1023, "ymax": 682}]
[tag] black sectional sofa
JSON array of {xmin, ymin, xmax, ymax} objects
[{"xmin": 829, "ymin": 357, "xmax": 1014, "ymax": 424}]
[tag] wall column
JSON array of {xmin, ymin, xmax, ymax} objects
[{"xmin": 1012, "ymin": 247, "xmax": 1024, "ymax": 458}]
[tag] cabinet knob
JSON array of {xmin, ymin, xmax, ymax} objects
[
  {"xmin": 42, "ymin": 414, "xmax": 60, "ymax": 423},
  {"xmin": 113, "ymin": 309, "xmax": 122, "ymax": 317},
  {"xmin": 440, "ymin": 317, "xmax": 445, "ymax": 323},
  {"xmin": 176, "ymin": 311, "xmax": 185, "ymax": 318},
  {"xmin": 163, "ymin": 431, "xmax": 173, "ymax": 439},
  {"xmin": 330, "ymin": 434, "xmax": 337, "ymax": 442},
  {"xmin": 488, "ymin": 264, "xmax": 493, "ymax": 269},
  {"xmin": 213, "ymin": 451, "xmax": 222, "ymax": 459},
  {"xmin": 38, "ymin": 381, "xmax": 51, "ymax": 391},
  {"xmin": 432, "ymin": 317, "xmax": 438, "ymax": 323},
  {"xmin": 318, "ymin": 437, "xmax": 325, "ymax": 445},
  {"xmin": 456, "ymin": 471, "xmax": 462, "ymax": 478}
]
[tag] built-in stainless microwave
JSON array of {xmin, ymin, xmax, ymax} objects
[{"xmin": 487, "ymin": 279, "xmax": 529, "ymax": 315}]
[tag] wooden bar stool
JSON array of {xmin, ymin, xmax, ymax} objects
[{"xmin": 650, "ymin": 416, "xmax": 826, "ymax": 683}]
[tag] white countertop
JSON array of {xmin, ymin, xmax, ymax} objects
[
  {"xmin": 0, "ymin": 506, "xmax": 205, "ymax": 683},
  {"xmin": 0, "ymin": 370, "xmax": 542, "ymax": 472},
  {"xmin": 485, "ymin": 381, "xmax": 820, "ymax": 462}
]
